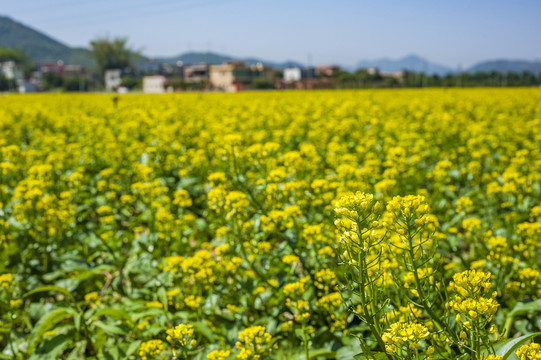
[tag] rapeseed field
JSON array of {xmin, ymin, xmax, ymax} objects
[{"xmin": 1, "ymin": 88, "xmax": 540, "ymax": 359}]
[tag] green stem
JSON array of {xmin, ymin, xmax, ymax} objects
[
  {"xmin": 302, "ymin": 325, "xmax": 310, "ymax": 360},
  {"xmin": 405, "ymin": 220, "xmax": 462, "ymax": 355},
  {"xmin": 357, "ymin": 247, "xmax": 393, "ymax": 360},
  {"xmin": 7, "ymin": 292, "xmax": 17, "ymax": 359}
]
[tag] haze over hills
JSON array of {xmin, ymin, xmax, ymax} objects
[
  {"xmin": 469, "ymin": 59, "xmax": 541, "ymax": 74},
  {"xmin": 354, "ymin": 55, "xmax": 456, "ymax": 75},
  {"xmin": 156, "ymin": 52, "xmax": 304, "ymax": 70},
  {"xmin": 1, "ymin": 15, "xmax": 540, "ymax": 75}
]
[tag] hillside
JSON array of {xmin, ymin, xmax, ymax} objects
[
  {"xmin": 0, "ymin": 15, "xmax": 93, "ymax": 65},
  {"xmin": 157, "ymin": 51, "xmax": 303, "ymax": 69},
  {"xmin": 355, "ymin": 55, "xmax": 455, "ymax": 75},
  {"xmin": 468, "ymin": 59, "xmax": 541, "ymax": 74}
]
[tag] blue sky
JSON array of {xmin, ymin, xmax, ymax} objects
[{"xmin": 2, "ymin": 0, "xmax": 541, "ymax": 68}]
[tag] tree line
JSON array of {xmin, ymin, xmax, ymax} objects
[{"xmin": 330, "ymin": 68, "xmax": 541, "ymax": 88}]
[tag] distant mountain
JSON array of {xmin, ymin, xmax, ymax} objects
[
  {"xmin": 158, "ymin": 52, "xmax": 234, "ymax": 65},
  {"xmin": 467, "ymin": 59, "xmax": 541, "ymax": 74},
  {"xmin": 157, "ymin": 51, "xmax": 304, "ymax": 69},
  {"xmin": 355, "ymin": 55, "xmax": 455, "ymax": 75},
  {"xmin": 0, "ymin": 15, "xmax": 93, "ymax": 65}
]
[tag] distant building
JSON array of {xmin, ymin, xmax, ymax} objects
[
  {"xmin": 184, "ymin": 64, "xmax": 209, "ymax": 85},
  {"xmin": 30, "ymin": 71, "xmax": 43, "ymax": 91},
  {"xmin": 381, "ymin": 70, "xmax": 405, "ymax": 80},
  {"xmin": 0, "ymin": 61, "xmax": 23, "ymax": 81},
  {"xmin": 143, "ymin": 75, "xmax": 167, "ymax": 93},
  {"xmin": 283, "ymin": 67, "xmax": 316, "ymax": 83},
  {"xmin": 17, "ymin": 80, "xmax": 36, "ymax": 93},
  {"xmin": 283, "ymin": 67, "xmax": 302, "ymax": 82},
  {"xmin": 209, "ymin": 62, "xmax": 274, "ymax": 92},
  {"xmin": 40, "ymin": 61, "xmax": 64, "ymax": 74},
  {"xmin": 276, "ymin": 77, "xmax": 337, "ymax": 90},
  {"xmin": 162, "ymin": 62, "xmax": 185, "ymax": 77},
  {"xmin": 365, "ymin": 67, "xmax": 379, "ymax": 76},
  {"xmin": 315, "ymin": 65, "xmax": 341, "ymax": 77},
  {"xmin": 0, "ymin": 61, "xmax": 31, "ymax": 93},
  {"xmin": 105, "ymin": 69, "xmax": 122, "ymax": 91},
  {"xmin": 40, "ymin": 61, "xmax": 84, "ymax": 76}
]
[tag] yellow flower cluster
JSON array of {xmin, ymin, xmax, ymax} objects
[
  {"xmin": 139, "ymin": 339, "xmax": 165, "ymax": 360},
  {"xmin": 449, "ymin": 270, "xmax": 493, "ymax": 298},
  {"xmin": 387, "ymin": 195, "xmax": 430, "ymax": 220},
  {"xmin": 184, "ymin": 295, "xmax": 203, "ymax": 310},
  {"xmin": 516, "ymin": 343, "xmax": 541, "ymax": 360},
  {"xmin": 84, "ymin": 291, "xmax": 101, "ymax": 307},
  {"xmin": 166, "ymin": 323, "xmax": 197, "ymax": 348},
  {"xmin": 236, "ymin": 326, "xmax": 273, "ymax": 360},
  {"xmin": 283, "ymin": 277, "xmax": 310, "ymax": 299},
  {"xmin": 316, "ymin": 292, "xmax": 342, "ymax": 310},
  {"xmin": 448, "ymin": 270, "xmax": 499, "ymax": 326},
  {"xmin": 451, "ymin": 297, "xmax": 499, "ymax": 321},
  {"xmin": 0, "ymin": 273, "xmax": 14, "ymax": 288},
  {"xmin": 481, "ymin": 355, "xmax": 503, "ymax": 360},
  {"xmin": 382, "ymin": 321, "xmax": 430, "ymax": 354},
  {"xmin": 207, "ymin": 350, "xmax": 231, "ymax": 360},
  {"xmin": 334, "ymin": 192, "xmax": 376, "ymax": 219}
]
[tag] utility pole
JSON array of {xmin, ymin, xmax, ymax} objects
[
  {"xmin": 502, "ymin": 62, "xmax": 507, "ymax": 87},
  {"xmin": 307, "ymin": 53, "xmax": 312, "ymax": 89},
  {"xmin": 422, "ymin": 60, "xmax": 427, "ymax": 88}
]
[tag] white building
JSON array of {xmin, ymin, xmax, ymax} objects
[
  {"xmin": 105, "ymin": 69, "xmax": 122, "ymax": 91},
  {"xmin": 0, "ymin": 61, "xmax": 23, "ymax": 81},
  {"xmin": 283, "ymin": 67, "xmax": 302, "ymax": 83},
  {"xmin": 17, "ymin": 80, "xmax": 36, "ymax": 93},
  {"xmin": 143, "ymin": 76, "xmax": 167, "ymax": 94}
]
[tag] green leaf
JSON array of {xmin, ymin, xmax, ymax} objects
[
  {"xmin": 65, "ymin": 341, "xmax": 87, "ymax": 360},
  {"xmin": 309, "ymin": 349, "xmax": 336, "ymax": 359},
  {"xmin": 336, "ymin": 343, "xmax": 362, "ymax": 360},
  {"xmin": 125, "ymin": 340, "xmax": 142, "ymax": 357},
  {"xmin": 157, "ymin": 287, "xmax": 168, "ymax": 311},
  {"xmin": 27, "ymin": 307, "xmax": 77, "ymax": 353},
  {"xmin": 193, "ymin": 320, "xmax": 215, "ymax": 342},
  {"xmin": 24, "ymin": 285, "xmax": 76, "ymax": 303},
  {"xmin": 74, "ymin": 312, "xmax": 82, "ymax": 332},
  {"xmin": 32, "ymin": 333, "xmax": 73, "ymax": 359},
  {"xmin": 91, "ymin": 308, "xmax": 132, "ymax": 324},
  {"xmin": 93, "ymin": 321, "xmax": 128, "ymax": 335},
  {"xmin": 494, "ymin": 332, "xmax": 541, "ymax": 359},
  {"xmin": 290, "ymin": 349, "xmax": 336, "ymax": 360},
  {"xmin": 503, "ymin": 300, "xmax": 541, "ymax": 339},
  {"xmin": 507, "ymin": 299, "xmax": 541, "ymax": 319},
  {"xmin": 101, "ymin": 345, "xmax": 120, "ymax": 360}
]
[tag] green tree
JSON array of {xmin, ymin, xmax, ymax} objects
[
  {"xmin": 89, "ymin": 37, "xmax": 139, "ymax": 76},
  {"xmin": 120, "ymin": 75, "xmax": 141, "ymax": 90},
  {"xmin": 0, "ymin": 48, "xmax": 33, "ymax": 75}
]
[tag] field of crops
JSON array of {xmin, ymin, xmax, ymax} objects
[{"xmin": 1, "ymin": 88, "xmax": 540, "ymax": 360}]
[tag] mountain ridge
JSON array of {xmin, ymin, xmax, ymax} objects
[
  {"xmin": 155, "ymin": 51, "xmax": 304, "ymax": 70},
  {"xmin": 354, "ymin": 54, "xmax": 455, "ymax": 75},
  {"xmin": 468, "ymin": 59, "xmax": 541, "ymax": 74},
  {"xmin": 0, "ymin": 15, "xmax": 93, "ymax": 65}
]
